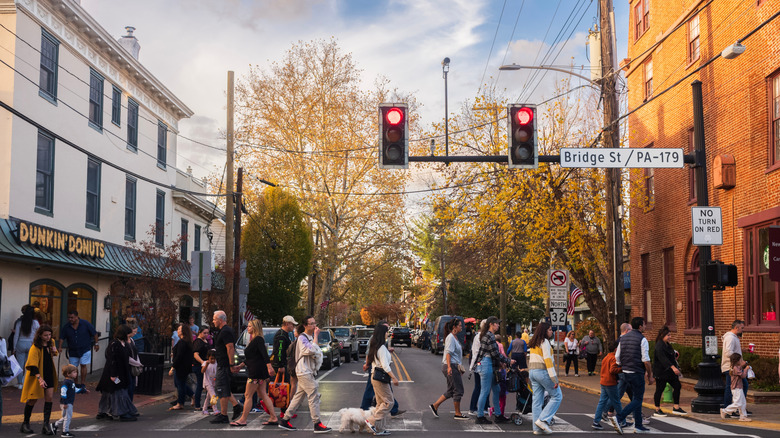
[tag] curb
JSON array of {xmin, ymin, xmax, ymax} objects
[{"xmin": 558, "ymin": 380, "xmax": 780, "ymax": 432}]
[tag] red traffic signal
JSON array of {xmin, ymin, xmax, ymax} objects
[
  {"xmin": 379, "ymin": 103, "xmax": 408, "ymax": 169},
  {"xmin": 507, "ymin": 104, "xmax": 538, "ymax": 169}
]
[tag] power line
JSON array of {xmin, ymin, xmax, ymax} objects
[{"xmin": 477, "ymin": 0, "xmax": 508, "ymax": 95}]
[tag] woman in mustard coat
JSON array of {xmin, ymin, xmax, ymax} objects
[{"xmin": 20, "ymin": 324, "xmax": 58, "ymax": 435}]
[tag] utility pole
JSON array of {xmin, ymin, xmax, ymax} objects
[
  {"xmin": 308, "ymin": 228, "xmax": 319, "ymax": 316},
  {"xmin": 225, "ymin": 71, "xmax": 236, "ymax": 329},
  {"xmin": 599, "ymin": 0, "xmax": 625, "ymax": 338},
  {"xmin": 234, "ymin": 167, "xmax": 243, "ymax": 331}
]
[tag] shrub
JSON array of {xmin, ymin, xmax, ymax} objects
[{"xmin": 574, "ymin": 318, "xmax": 603, "ymax": 341}]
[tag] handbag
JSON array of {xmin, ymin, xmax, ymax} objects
[
  {"xmin": 457, "ymin": 364, "xmax": 466, "ymax": 374},
  {"xmin": 129, "ymin": 356, "xmax": 144, "ymax": 377},
  {"xmin": 268, "ymin": 372, "xmax": 291, "ymax": 408},
  {"xmin": 0, "ymin": 355, "xmax": 22, "ymax": 386},
  {"xmin": 372, "ymin": 366, "xmax": 392, "ymax": 384},
  {"xmin": 0, "ymin": 357, "xmax": 12, "ymax": 377}
]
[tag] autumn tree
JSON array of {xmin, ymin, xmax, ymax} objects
[
  {"xmin": 243, "ymin": 186, "xmax": 312, "ymax": 325},
  {"xmin": 235, "ymin": 39, "xmax": 415, "ymax": 322}
]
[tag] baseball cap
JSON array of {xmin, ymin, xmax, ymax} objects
[{"xmin": 283, "ymin": 315, "xmax": 298, "ymax": 325}]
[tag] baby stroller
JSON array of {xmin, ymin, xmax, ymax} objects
[{"xmin": 507, "ymin": 370, "xmax": 553, "ymax": 426}]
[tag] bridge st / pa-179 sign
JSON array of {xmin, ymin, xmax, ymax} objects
[{"xmin": 560, "ymin": 148, "xmax": 684, "ymax": 168}]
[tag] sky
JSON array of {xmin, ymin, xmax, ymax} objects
[{"xmin": 80, "ymin": 0, "xmax": 628, "ymax": 191}]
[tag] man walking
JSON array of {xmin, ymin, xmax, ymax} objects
[
  {"xmin": 580, "ymin": 330, "xmax": 603, "ymax": 376},
  {"xmin": 271, "ymin": 315, "xmax": 297, "ymax": 413},
  {"xmin": 721, "ymin": 320, "xmax": 749, "ymax": 415},
  {"xmin": 610, "ymin": 317, "xmax": 654, "ymax": 434},
  {"xmin": 278, "ymin": 316, "xmax": 331, "ymax": 433},
  {"xmin": 209, "ymin": 310, "xmax": 243, "ymax": 424},
  {"xmin": 57, "ymin": 310, "xmax": 99, "ymax": 388}
]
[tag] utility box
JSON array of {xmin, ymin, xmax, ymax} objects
[{"xmin": 713, "ymin": 154, "xmax": 735, "ymax": 190}]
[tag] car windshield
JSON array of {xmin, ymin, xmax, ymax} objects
[
  {"xmin": 357, "ymin": 329, "xmax": 373, "ymax": 338},
  {"xmin": 395, "ymin": 328, "xmax": 410, "ymax": 333},
  {"xmin": 263, "ymin": 328, "xmax": 278, "ymax": 340},
  {"xmin": 332, "ymin": 328, "xmax": 350, "ymax": 337},
  {"xmin": 318, "ymin": 332, "xmax": 331, "ymax": 343}
]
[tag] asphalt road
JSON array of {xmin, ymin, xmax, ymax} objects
[{"xmin": 14, "ymin": 346, "xmax": 776, "ymax": 437}]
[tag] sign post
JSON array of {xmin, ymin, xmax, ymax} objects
[
  {"xmin": 692, "ymin": 207, "xmax": 723, "ymax": 246},
  {"xmin": 547, "ymin": 269, "xmax": 569, "ymax": 375},
  {"xmin": 190, "ymin": 251, "xmax": 212, "ymax": 326}
]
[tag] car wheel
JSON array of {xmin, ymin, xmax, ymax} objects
[
  {"xmin": 353, "ymin": 350, "xmax": 359, "ymax": 361},
  {"xmin": 344, "ymin": 350, "xmax": 351, "ymax": 363},
  {"xmin": 323, "ymin": 355, "xmax": 332, "ymax": 370},
  {"xmin": 335, "ymin": 352, "xmax": 340, "ymax": 367}
]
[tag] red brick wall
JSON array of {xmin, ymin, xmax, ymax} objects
[{"xmin": 626, "ymin": 0, "xmax": 780, "ymax": 357}]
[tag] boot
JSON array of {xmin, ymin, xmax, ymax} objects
[
  {"xmin": 19, "ymin": 423, "xmax": 33, "ymax": 433},
  {"xmin": 42, "ymin": 402, "xmax": 54, "ymax": 435},
  {"xmin": 21, "ymin": 403, "xmax": 34, "ymax": 433},
  {"xmin": 41, "ymin": 422, "xmax": 54, "ymax": 435}
]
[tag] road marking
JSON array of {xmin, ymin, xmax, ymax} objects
[
  {"xmin": 652, "ymin": 415, "xmax": 741, "ymax": 436},
  {"xmin": 392, "ymin": 350, "xmax": 412, "ymax": 381},
  {"xmin": 72, "ymin": 424, "xmax": 106, "ymax": 431},
  {"xmin": 315, "ymin": 367, "xmax": 337, "ymax": 381},
  {"xmin": 319, "ymin": 380, "xmax": 415, "ymax": 383}
]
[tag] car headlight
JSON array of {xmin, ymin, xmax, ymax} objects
[{"xmin": 322, "ymin": 347, "xmax": 330, "ymax": 352}]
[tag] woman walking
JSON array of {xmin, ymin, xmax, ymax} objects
[
  {"xmin": 429, "ymin": 318, "xmax": 468, "ymax": 420},
  {"xmin": 365, "ymin": 324, "xmax": 399, "ymax": 436},
  {"xmin": 169, "ymin": 323, "xmax": 194, "ymax": 410},
  {"xmin": 13, "ymin": 306, "xmax": 40, "ymax": 389},
  {"xmin": 19, "ymin": 324, "xmax": 58, "ymax": 434},
  {"xmin": 652, "ymin": 326, "xmax": 687, "ymax": 417},
  {"xmin": 126, "ymin": 319, "xmax": 142, "ymax": 402},
  {"xmin": 96, "ymin": 324, "xmax": 138, "ymax": 421},
  {"xmin": 230, "ymin": 319, "xmax": 277, "ymax": 426},
  {"xmin": 192, "ymin": 327, "xmax": 210, "ymax": 410},
  {"xmin": 472, "ymin": 316, "xmax": 511, "ymax": 424},
  {"xmin": 564, "ymin": 331, "xmax": 580, "ymax": 377},
  {"xmin": 528, "ymin": 322, "xmax": 563, "ymax": 434}
]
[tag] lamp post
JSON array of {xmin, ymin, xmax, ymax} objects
[{"xmin": 442, "ymin": 57, "xmax": 450, "ymax": 162}]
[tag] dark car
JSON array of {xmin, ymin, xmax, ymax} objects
[
  {"xmin": 318, "ymin": 329, "xmax": 341, "ymax": 370},
  {"xmin": 431, "ymin": 315, "xmax": 466, "ymax": 355},
  {"xmin": 390, "ymin": 327, "xmax": 412, "ymax": 347},
  {"xmin": 328, "ymin": 326, "xmax": 359, "ymax": 362},
  {"xmin": 356, "ymin": 327, "xmax": 374, "ymax": 356},
  {"xmin": 231, "ymin": 327, "xmax": 287, "ymax": 393}
]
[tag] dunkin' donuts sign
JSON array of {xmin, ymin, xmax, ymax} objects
[{"xmin": 16, "ymin": 221, "xmax": 106, "ymax": 259}]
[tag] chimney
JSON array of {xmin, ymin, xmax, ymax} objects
[{"xmin": 118, "ymin": 26, "xmax": 140, "ymax": 60}]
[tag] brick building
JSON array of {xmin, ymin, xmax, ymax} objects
[{"xmin": 625, "ymin": 0, "xmax": 780, "ymax": 356}]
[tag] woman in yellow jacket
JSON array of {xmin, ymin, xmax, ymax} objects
[
  {"xmin": 19, "ymin": 324, "xmax": 58, "ymax": 435},
  {"xmin": 527, "ymin": 322, "xmax": 562, "ymax": 435}
]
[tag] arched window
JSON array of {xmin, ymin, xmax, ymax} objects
[
  {"xmin": 685, "ymin": 250, "xmax": 700, "ymax": 329},
  {"xmin": 29, "ymin": 279, "xmax": 65, "ymax": 337},
  {"xmin": 65, "ymin": 283, "xmax": 97, "ymax": 327}
]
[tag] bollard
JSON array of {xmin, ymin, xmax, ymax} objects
[{"xmin": 662, "ymin": 383, "xmax": 674, "ymax": 403}]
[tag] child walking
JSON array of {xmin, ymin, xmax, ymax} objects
[
  {"xmin": 201, "ymin": 350, "xmax": 220, "ymax": 415},
  {"xmin": 592, "ymin": 341, "xmax": 622, "ymax": 430},
  {"xmin": 54, "ymin": 364, "xmax": 81, "ymax": 437},
  {"xmin": 720, "ymin": 353, "xmax": 751, "ymax": 422}
]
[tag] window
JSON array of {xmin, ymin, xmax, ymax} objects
[
  {"xmin": 39, "ymin": 30, "xmax": 59, "ymax": 101},
  {"xmin": 663, "ymin": 247, "xmax": 676, "ymax": 328},
  {"xmin": 181, "ymin": 219, "xmax": 189, "ymax": 261},
  {"xmin": 111, "ymin": 86, "xmax": 121, "ymax": 126},
  {"xmin": 641, "ymin": 253, "xmax": 652, "ymax": 324},
  {"xmin": 744, "ymin": 220, "xmax": 780, "ymax": 326},
  {"xmin": 644, "ymin": 58, "xmax": 653, "ymax": 100},
  {"xmin": 85, "ymin": 158, "xmax": 101, "ymax": 229},
  {"xmin": 634, "ymin": 0, "xmax": 650, "ymax": 40},
  {"xmin": 686, "ymin": 249, "xmax": 700, "ymax": 329},
  {"xmin": 127, "ymin": 99, "xmax": 139, "ymax": 152},
  {"xmin": 35, "ymin": 131, "xmax": 55, "ymax": 214},
  {"xmin": 88, "ymin": 69, "xmax": 103, "ymax": 130},
  {"xmin": 29, "ymin": 280, "xmax": 64, "ymax": 338},
  {"xmin": 644, "ymin": 167, "xmax": 655, "ymax": 208},
  {"xmin": 157, "ymin": 121, "xmax": 167, "ymax": 168},
  {"xmin": 155, "ymin": 190, "xmax": 165, "ymax": 246},
  {"xmin": 688, "ymin": 15, "xmax": 700, "ymax": 63},
  {"xmin": 194, "ymin": 224, "xmax": 201, "ymax": 251},
  {"xmin": 125, "ymin": 177, "xmax": 136, "ymax": 240},
  {"xmin": 688, "ymin": 128, "xmax": 697, "ymax": 203},
  {"xmin": 770, "ymin": 72, "xmax": 780, "ymax": 168}
]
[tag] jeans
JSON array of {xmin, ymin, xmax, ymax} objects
[
  {"xmin": 361, "ymin": 369, "xmax": 399, "ymax": 414},
  {"xmin": 477, "ymin": 361, "xmax": 500, "ymax": 417},
  {"xmin": 174, "ymin": 370, "xmax": 194, "ymax": 406},
  {"xmin": 617, "ymin": 372, "xmax": 645, "ymax": 424},
  {"xmin": 594, "ymin": 384, "xmax": 621, "ymax": 422},
  {"xmin": 192, "ymin": 364, "xmax": 204, "ymax": 407},
  {"xmin": 616, "ymin": 373, "xmax": 633, "ymax": 403},
  {"xmin": 529, "ymin": 369, "xmax": 563, "ymax": 431},
  {"xmin": 469, "ymin": 372, "xmax": 482, "ymax": 412},
  {"xmin": 722, "ymin": 372, "xmax": 749, "ymax": 408},
  {"xmin": 14, "ymin": 340, "xmax": 33, "ymax": 385}
]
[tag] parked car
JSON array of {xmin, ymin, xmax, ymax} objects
[
  {"xmin": 318, "ymin": 329, "xmax": 341, "ymax": 370},
  {"xmin": 390, "ymin": 326, "xmax": 412, "ymax": 347},
  {"xmin": 231, "ymin": 326, "xmax": 285, "ymax": 393},
  {"xmin": 431, "ymin": 315, "xmax": 465, "ymax": 355},
  {"xmin": 328, "ymin": 326, "xmax": 359, "ymax": 362},
  {"xmin": 356, "ymin": 327, "xmax": 374, "ymax": 356}
]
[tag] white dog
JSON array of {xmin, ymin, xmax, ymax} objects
[{"xmin": 338, "ymin": 407, "xmax": 376, "ymax": 433}]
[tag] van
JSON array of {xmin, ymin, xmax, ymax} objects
[{"xmin": 431, "ymin": 315, "xmax": 465, "ymax": 355}]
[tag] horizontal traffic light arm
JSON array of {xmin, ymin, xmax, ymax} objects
[{"xmin": 407, "ymin": 154, "xmax": 697, "ymax": 164}]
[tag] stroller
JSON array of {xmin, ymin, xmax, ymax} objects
[{"xmin": 506, "ymin": 370, "xmax": 553, "ymax": 426}]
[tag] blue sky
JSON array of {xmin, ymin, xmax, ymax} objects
[{"xmin": 81, "ymin": 0, "xmax": 629, "ymax": 180}]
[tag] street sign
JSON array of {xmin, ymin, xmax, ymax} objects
[
  {"xmin": 547, "ymin": 269, "xmax": 569, "ymax": 289},
  {"xmin": 692, "ymin": 207, "xmax": 723, "ymax": 245},
  {"xmin": 549, "ymin": 308, "xmax": 567, "ymax": 326},
  {"xmin": 560, "ymin": 148, "xmax": 684, "ymax": 168},
  {"xmin": 549, "ymin": 300, "xmax": 568, "ymax": 308},
  {"xmin": 769, "ymin": 226, "xmax": 780, "ymax": 282},
  {"xmin": 190, "ymin": 251, "xmax": 212, "ymax": 291}
]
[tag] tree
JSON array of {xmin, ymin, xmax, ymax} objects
[{"xmin": 243, "ymin": 186, "xmax": 312, "ymax": 325}]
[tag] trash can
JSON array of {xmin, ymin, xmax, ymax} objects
[{"xmin": 136, "ymin": 352, "xmax": 165, "ymax": 395}]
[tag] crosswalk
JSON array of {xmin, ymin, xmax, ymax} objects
[{"xmin": 67, "ymin": 410, "xmax": 754, "ymax": 435}]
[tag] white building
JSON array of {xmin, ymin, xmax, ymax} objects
[{"xmin": 0, "ymin": 0, "xmax": 224, "ymax": 368}]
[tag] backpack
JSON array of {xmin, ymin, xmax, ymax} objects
[{"xmin": 286, "ymin": 338, "xmax": 299, "ymax": 378}]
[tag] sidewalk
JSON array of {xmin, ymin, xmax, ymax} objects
[
  {"xmin": 558, "ymin": 368, "xmax": 780, "ymax": 432},
  {"xmin": 2, "ymin": 369, "xmax": 177, "ymax": 424}
]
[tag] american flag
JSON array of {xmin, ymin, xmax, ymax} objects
[
  {"xmin": 568, "ymin": 284, "xmax": 583, "ymax": 315},
  {"xmin": 244, "ymin": 309, "xmax": 254, "ymax": 322}
]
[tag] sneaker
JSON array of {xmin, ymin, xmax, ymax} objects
[
  {"xmin": 575, "ymin": 374, "xmax": 579, "ymax": 377},
  {"xmin": 672, "ymin": 407, "xmax": 688, "ymax": 416},
  {"xmin": 739, "ymin": 417, "xmax": 752, "ymax": 422},
  {"xmin": 61, "ymin": 433, "xmax": 75, "ymax": 438},
  {"xmin": 619, "ymin": 421, "xmax": 634, "ymax": 428},
  {"xmin": 210, "ymin": 414, "xmax": 230, "ymax": 424},
  {"xmin": 250, "ymin": 407, "xmax": 262, "ymax": 413},
  {"xmin": 494, "ymin": 415, "xmax": 510, "ymax": 424},
  {"xmin": 720, "ymin": 409, "xmax": 728, "ymax": 419},
  {"xmin": 232, "ymin": 404, "xmax": 244, "ymax": 420},
  {"xmin": 390, "ymin": 410, "xmax": 406, "ymax": 417},
  {"xmin": 429, "ymin": 404, "xmax": 439, "ymax": 418},
  {"xmin": 534, "ymin": 419, "xmax": 552, "ymax": 434},
  {"xmin": 365, "ymin": 420, "xmax": 377, "ymax": 434},
  {"xmin": 746, "ymin": 410, "xmax": 753, "ymax": 416},
  {"xmin": 278, "ymin": 419, "xmax": 296, "ymax": 431},
  {"xmin": 453, "ymin": 414, "xmax": 469, "ymax": 420},
  {"xmin": 592, "ymin": 422, "xmax": 604, "ymax": 430},
  {"xmin": 314, "ymin": 422, "xmax": 332, "ymax": 433},
  {"xmin": 608, "ymin": 416, "xmax": 623, "ymax": 435},
  {"xmin": 373, "ymin": 431, "xmax": 391, "ymax": 436},
  {"xmin": 634, "ymin": 425, "xmax": 651, "ymax": 434},
  {"xmin": 51, "ymin": 423, "xmax": 58, "ymax": 434},
  {"xmin": 475, "ymin": 416, "xmax": 491, "ymax": 424},
  {"xmin": 565, "ymin": 373, "xmax": 569, "ymax": 377},
  {"xmin": 653, "ymin": 409, "xmax": 667, "ymax": 417},
  {"xmin": 468, "ymin": 411, "xmax": 477, "ymax": 417}
]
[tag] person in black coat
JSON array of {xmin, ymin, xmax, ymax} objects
[
  {"xmin": 230, "ymin": 319, "xmax": 277, "ymax": 426},
  {"xmin": 652, "ymin": 326, "xmax": 686, "ymax": 417},
  {"xmin": 96, "ymin": 325, "xmax": 138, "ymax": 421},
  {"xmin": 169, "ymin": 324, "xmax": 194, "ymax": 410}
]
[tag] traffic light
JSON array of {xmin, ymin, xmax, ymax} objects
[
  {"xmin": 705, "ymin": 260, "xmax": 738, "ymax": 290},
  {"xmin": 378, "ymin": 103, "xmax": 408, "ymax": 169},
  {"xmin": 507, "ymin": 103, "xmax": 538, "ymax": 169}
]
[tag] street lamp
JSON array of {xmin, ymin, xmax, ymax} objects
[
  {"xmin": 499, "ymin": 64, "xmax": 598, "ymax": 87},
  {"xmin": 442, "ymin": 57, "xmax": 450, "ymax": 162}
]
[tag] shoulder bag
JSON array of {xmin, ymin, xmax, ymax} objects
[{"xmin": 373, "ymin": 366, "xmax": 392, "ymax": 383}]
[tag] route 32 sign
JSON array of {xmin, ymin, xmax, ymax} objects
[{"xmin": 550, "ymin": 308, "xmax": 567, "ymax": 326}]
